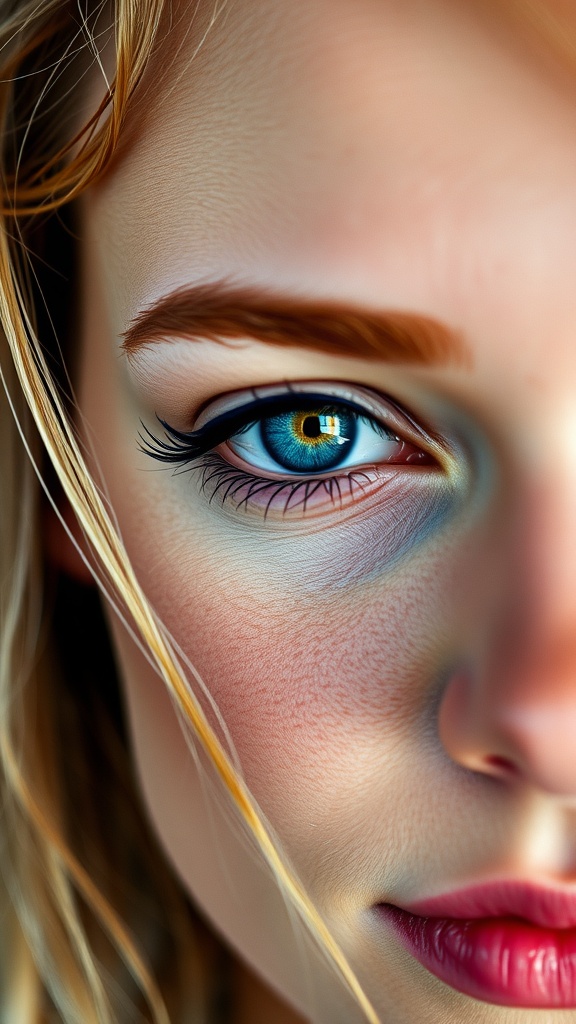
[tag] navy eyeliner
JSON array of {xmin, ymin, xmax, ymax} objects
[{"xmin": 139, "ymin": 392, "xmax": 392, "ymax": 466}]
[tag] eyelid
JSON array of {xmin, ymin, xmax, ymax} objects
[
  {"xmin": 194, "ymin": 381, "xmax": 450, "ymax": 466},
  {"xmin": 195, "ymin": 381, "xmax": 393, "ymax": 429}
]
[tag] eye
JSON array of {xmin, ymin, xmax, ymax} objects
[
  {"xmin": 139, "ymin": 382, "xmax": 439, "ymax": 480},
  {"xmin": 139, "ymin": 383, "xmax": 448, "ymax": 518},
  {"xmin": 223, "ymin": 400, "xmax": 430, "ymax": 476},
  {"xmin": 140, "ymin": 383, "xmax": 456, "ymax": 535}
]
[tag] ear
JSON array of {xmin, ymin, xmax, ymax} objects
[{"xmin": 44, "ymin": 494, "xmax": 95, "ymax": 585}]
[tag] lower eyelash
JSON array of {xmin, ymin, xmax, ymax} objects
[{"xmin": 196, "ymin": 453, "xmax": 374, "ymax": 518}]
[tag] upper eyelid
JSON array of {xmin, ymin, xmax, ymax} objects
[
  {"xmin": 192, "ymin": 381, "xmax": 450, "ymax": 458},
  {"xmin": 141, "ymin": 392, "xmax": 393, "ymax": 466},
  {"xmin": 195, "ymin": 392, "xmax": 393, "ymax": 438},
  {"xmin": 195, "ymin": 381, "xmax": 412, "ymax": 430}
]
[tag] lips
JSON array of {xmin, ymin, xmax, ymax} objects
[
  {"xmin": 379, "ymin": 881, "xmax": 576, "ymax": 1007},
  {"xmin": 407, "ymin": 880, "xmax": 576, "ymax": 929}
]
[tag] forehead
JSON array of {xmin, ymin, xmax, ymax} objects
[{"xmin": 90, "ymin": 0, "xmax": 576, "ymax": 370}]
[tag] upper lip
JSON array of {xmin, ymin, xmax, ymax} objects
[{"xmin": 390, "ymin": 881, "xmax": 576, "ymax": 929}]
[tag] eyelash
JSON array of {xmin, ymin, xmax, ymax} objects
[
  {"xmin": 139, "ymin": 391, "xmax": 435, "ymax": 517},
  {"xmin": 195, "ymin": 453, "xmax": 376, "ymax": 517}
]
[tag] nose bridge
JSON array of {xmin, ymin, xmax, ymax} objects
[
  {"xmin": 438, "ymin": 429, "xmax": 576, "ymax": 797},
  {"xmin": 480, "ymin": 489, "xmax": 576, "ymax": 729},
  {"xmin": 521, "ymin": 436, "xmax": 576, "ymax": 641}
]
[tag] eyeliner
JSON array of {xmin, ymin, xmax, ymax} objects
[{"xmin": 139, "ymin": 392, "xmax": 391, "ymax": 465}]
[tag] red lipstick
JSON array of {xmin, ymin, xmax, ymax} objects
[{"xmin": 380, "ymin": 882, "xmax": 576, "ymax": 1007}]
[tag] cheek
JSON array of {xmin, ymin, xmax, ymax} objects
[
  {"xmin": 116, "ymin": 491, "xmax": 470, "ymax": 848},
  {"xmin": 107, "ymin": 494, "xmax": 483, "ymax": 935}
]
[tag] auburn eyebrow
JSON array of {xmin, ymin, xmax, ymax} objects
[{"xmin": 122, "ymin": 281, "xmax": 470, "ymax": 367}]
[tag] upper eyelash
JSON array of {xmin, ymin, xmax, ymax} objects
[{"xmin": 138, "ymin": 392, "xmax": 396, "ymax": 467}]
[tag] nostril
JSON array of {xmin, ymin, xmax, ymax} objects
[{"xmin": 484, "ymin": 754, "xmax": 519, "ymax": 777}]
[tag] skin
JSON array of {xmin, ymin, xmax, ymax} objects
[{"xmin": 72, "ymin": 0, "xmax": 576, "ymax": 1020}]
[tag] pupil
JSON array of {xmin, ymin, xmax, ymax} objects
[{"xmin": 302, "ymin": 415, "xmax": 321, "ymax": 438}]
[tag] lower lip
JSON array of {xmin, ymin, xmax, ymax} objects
[{"xmin": 380, "ymin": 905, "xmax": 576, "ymax": 1007}]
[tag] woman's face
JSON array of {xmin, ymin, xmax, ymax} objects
[{"xmin": 77, "ymin": 0, "xmax": 576, "ymax": 1021}]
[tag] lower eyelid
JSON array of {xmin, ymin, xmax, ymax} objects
[
  {"xmin": 220, "ymin": 432, "xmax": 436, "ymax": 481},
  {"xmin": 196, "ymin": 451, "xmax": 442, "ymax": 520},
  {"xmin": 285, "ymin": 477, "xmax": 459, "ymax": 590}
]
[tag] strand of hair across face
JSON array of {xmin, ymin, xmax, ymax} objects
[
  {"xmin": 0, "ymin": 227, "xmax": 381, "ymax": 1024},
  {"xmin": 0, "ymin": 0, "xmax": 385, "ymax": 1016}
]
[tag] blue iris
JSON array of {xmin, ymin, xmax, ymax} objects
[{"xmin": 260, "ymin": 406, "xmax": 358, "ymax": 473}]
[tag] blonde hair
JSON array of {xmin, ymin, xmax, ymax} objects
[
  {"xmin": 0, "ymin": 1, "xmax": 572, "ymax": 1022},
  {"xmin": 0, "ymin": 1, "xmax": 380, "ymax": 1021}
]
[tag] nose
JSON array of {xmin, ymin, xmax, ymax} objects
[
  {"xmin": 439, "ymin": 641, "xmax": 576, "ymax": 796},
  {"xmin": 438, "ymin": 473, "xmax": 576, "ymax": 798}
]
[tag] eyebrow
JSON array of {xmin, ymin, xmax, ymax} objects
[{"xmin": 122, "ymin": 281, "xmax": 470, "ymax": 367}]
